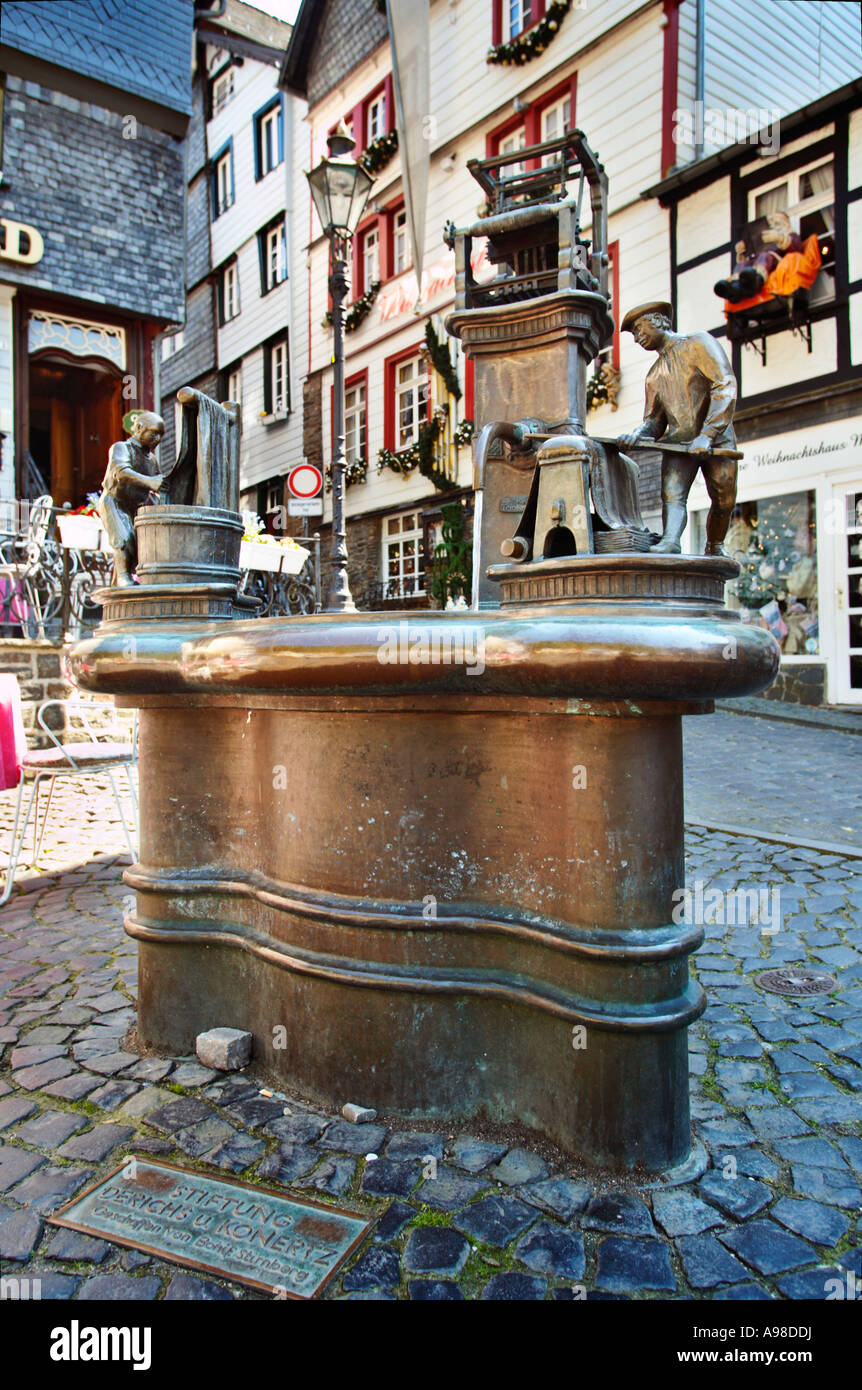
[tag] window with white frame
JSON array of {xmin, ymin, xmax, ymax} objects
[
  {"xmin": 214, "ymin": 149, "xmax": 233, "ymax": 215},
  {"xmin": 212, "ymin": 68, "xmax": 234, "ymax": 115},
  {"xmin": 266, "ymin": 481, "xmax": 282, "ymax": 515},
  {"xmin": 500, "ymin": 125, "xmax": 526, "ymax": 177},
  {"xmin": 393, "ymin": 208, "xmax": 409, "ymax": 275},
  {"xmin": 345, "ymin": 380, "xmax": 367, "ymax": 462},
  {"xmin": 263, "ymin": 221, "xmax": 287, "ymax": 291},
  {"xmin": 255, "ymin": 101, "xmax": 282, "ymax": 180},
  {"xmin": 384, "ymin": 510, "xmax": 426, "ymax": 596},
  {"xmin": 362, "ymin": 223, "xmax": 379, "ymax": 290},
  {"xmin": 265, "ymin": 338, "xmax": 288, "ymax": 414},
  {"xmin": 396, "ymin": 356, "xmax": 429, "ymax": 450},
  {"xmin": 507, "ymin": 0, "xmax": 532, "ymax": 39},
  {"xmin": 221, "ymin": 261, "xmax": 239, "ymax": 323},
  {"xmin": 541, "ymin": 94, "xmax": 572, "ymax": 166},
  {"xmin": 368, "ymin": 91, "xmax": 386, "ymax": 143},
  {"xmin": 262, "ymin": 108, "xmax": 278, "ymax": 173},
  {"xmin": 751, "ymin": 158, "xmax": 835, "ymax": 239},
  {"xmin": 227, "ymin": 366, "xmax": 242, "ymax": 403},
  {"xmin": 160, "ymin": 329, "xmax": 184, "ymax": 360}
]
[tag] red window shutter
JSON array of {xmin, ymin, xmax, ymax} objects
[{"xmin": 491, "ymin": 0, "xmax": 502, "ymax": 47}]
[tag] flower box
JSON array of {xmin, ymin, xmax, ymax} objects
[
  {"xmin": 240, "ymin": 540, "xmax": 283, "ymax": 573},
  {"xmin": 279, "ymin": 542, "xmax": 311, "ymax": 576},
  {"xmin": 57, "ymin": 514, "xmax": 103, "ymax": 550}
]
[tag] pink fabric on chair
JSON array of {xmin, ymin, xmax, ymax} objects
[{"xmin": 0, "ymin": 675, "xmax": 26, "ymax": 791}]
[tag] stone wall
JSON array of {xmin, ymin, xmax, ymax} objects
[
  {"xmin": 315, "ymin": 512, "xmax": 386, "ymax": 608},
  {"xmin": 0, "ymin": 640, "xmax": 74, "ymax": 746},
  {"xmin": 303, "ymin": 376, "xmax": 324, "ymax": 474},
  {"xmin": 636, "ymin": 455, "xmax": 663, "ymax": 521},
  {"xmin": 760, "ymin": 662, "xmax": 826, "ymax": 707}
]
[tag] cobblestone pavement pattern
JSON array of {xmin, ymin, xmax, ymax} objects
[
  {"xmin": 684, "ymin": 711, "xmax": 862, "ymax": 849},
  {"xmin": 0, "ymin": 768, "xmax": 859, "ymax": 1300}
]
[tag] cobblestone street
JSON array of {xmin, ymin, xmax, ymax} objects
[{"xmin": 0, "ymin": 714, "xmax": 859, "ymax": 1301}]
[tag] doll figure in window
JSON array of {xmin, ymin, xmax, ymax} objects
[
  {"xmin": 714, "ymin": 212, "xmax": 802, "ymax": 303},
  {"xmin": 714, "ymin": 211, "xmax": 822, "ymax": 314}
]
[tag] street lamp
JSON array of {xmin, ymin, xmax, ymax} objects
[{"xmin": 307, "ymin": 123, "xmax": 375, "ymax": 612}]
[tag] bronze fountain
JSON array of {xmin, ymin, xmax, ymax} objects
[{"xmin": 71, "ymin": 132, "xmax": 778, "ymax": 1175}]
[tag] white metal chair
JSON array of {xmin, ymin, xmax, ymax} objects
[{"xmin": 0, "ymin": 695, "xmax": 138, "ymax": 906}]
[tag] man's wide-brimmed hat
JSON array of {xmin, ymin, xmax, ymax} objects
[{"xmin": 620, "ymin": 301, "xmax": 673, "ymax": 333}]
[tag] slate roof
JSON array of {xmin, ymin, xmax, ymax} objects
[{"xmin": 1, "ymin": 0, "xmax": 194, "ymax": 115}]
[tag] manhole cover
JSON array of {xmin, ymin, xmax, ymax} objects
[{"xmin": 755, "ymin": 968, "xmax": 837, "ymax": 997}]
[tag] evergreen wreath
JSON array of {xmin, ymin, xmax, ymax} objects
[
  {"xmin": 424, "ymin": 320, "xmax": 462, "ymax": 399},
  {"xmin": 453, "ymin": 418, "xmax": 475, "ymax": 448},
  {"xmin": 586, "ymin": 373, "xmax": 609, "ymax": 412},
  {"xmin": 378, "ymin": 416, "xmax": 452, "ymax": 493},
  {"xmin": 325, "ymin": 457, "xmax": 368, "ymax": 492},
  {"xmin": 487, "ymin": 0, "xmax": 571, "ymax": 66},
  {"xmin": 361, "ymin": 128, "xmax": 399, "ymax": 175},
  {"xmin": 325, "ymin": 280, "xmax": 381, "ymax": 334}
]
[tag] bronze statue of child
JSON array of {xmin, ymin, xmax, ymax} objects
[{"xmin": 98, "ymin": 411, "xmax": 165, "ymax": 586}]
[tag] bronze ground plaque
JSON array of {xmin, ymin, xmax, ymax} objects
[{"xmin": 49, "ymin": 1157, "xmax": 372, "ymax": 1298}]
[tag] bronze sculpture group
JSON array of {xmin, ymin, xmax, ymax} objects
[{"xmin": 100, "ymin": 312, "xmax": 739, "ymax": 588}]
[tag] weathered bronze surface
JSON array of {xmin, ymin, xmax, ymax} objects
[
  {"xmin": 71, "ymin": 133, "xmax": 779, "ymax": 1174},
  {"xmin": 49, "ymin": 1157, "xmax": 370, "ymax": 1298},
  {"xmin": 70, "ymin": 573, "xmax": 778, "ymax": 1172},
  {"xmin": 618, "ymin": 303, "xmax": 740, "ymax": 556},
  {"xmin": 166, "ymin": 387, "xmax": 240, "ymax": 513},
  {"xmin": 447, "ymin": 136, "xmax": 645, "ymax": 598},
  {"xmin": 96, "ymin": 386, "xmax": 248, "ymax": 625}
]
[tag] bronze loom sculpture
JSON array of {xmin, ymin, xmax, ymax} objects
[{"xmin": 72, "ymin": 133, "xmax": 779, "ymax": 1174}]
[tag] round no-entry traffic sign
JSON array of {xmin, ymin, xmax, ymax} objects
[{"xmin": 288, "ymin": 463, "xmax": 323, "ymax": 499}]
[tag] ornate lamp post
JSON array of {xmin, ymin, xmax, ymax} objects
[{"xmin": 307, "ymin": 124, "xmax": 375, "ymax": 612}]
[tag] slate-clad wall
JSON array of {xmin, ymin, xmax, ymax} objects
[
  {"xmin": 307, "ymin": 0, "xmax": 388, "ymax": 108},
  {"xmin": 185, "ymin": 72, "xmax": 212, "ymax": 292},
  {"xmin": 1, "ymin": 0, "xmax": 193, "ymax": 118},
  {"xmin": 0, "ymin": 76, "xmax": 186, "ymax": 322}
]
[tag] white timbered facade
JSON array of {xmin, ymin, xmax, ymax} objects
[{"xmin": 280, "ymin": 0, "xmax": 859, "ymax": 700}]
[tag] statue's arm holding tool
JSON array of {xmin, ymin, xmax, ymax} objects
[{"xmin": 617, "ymin": 381, "xmax": 666, "ymax": 451}]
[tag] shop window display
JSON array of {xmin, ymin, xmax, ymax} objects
[{"xmin": 694, "ymin": 491, "xmax": 818, "ymax": 655}]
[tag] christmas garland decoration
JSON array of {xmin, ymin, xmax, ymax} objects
[
  {"xmin": 586, "ymin": 373, "xmax": 609, "ymax": 412},
  {"xmin": 487, "ymin": 0, "xmax": 571, "ymax": 66},
  {"xmin": 378, "ymin": 416, "xmax": 452, "ymax": 493},
  {"xmin": 325, "ymin": 458, "xmax": 368, "ymax": 492},
  {"xmin": 361, "ymin": 128, "xmax": 399, "ymax": 175},
  {"xmin": 429, "ymin": 501, "xmax": 472, "ymax": 608},
  {"xmin": 324, "ymin": 280, "xmax": 381, "ymax": 334},
  {"xmin": 453, "ymin": 418, "xmax": 475, "ymax": 448},
  {"xmin": 424, "ymin": 320, "xmax": 461, "ymax": 400}
]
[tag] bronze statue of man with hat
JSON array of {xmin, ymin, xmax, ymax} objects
[{"xmin": 617, "ymin": 301, "xmax": 739, "ymax": 556}]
